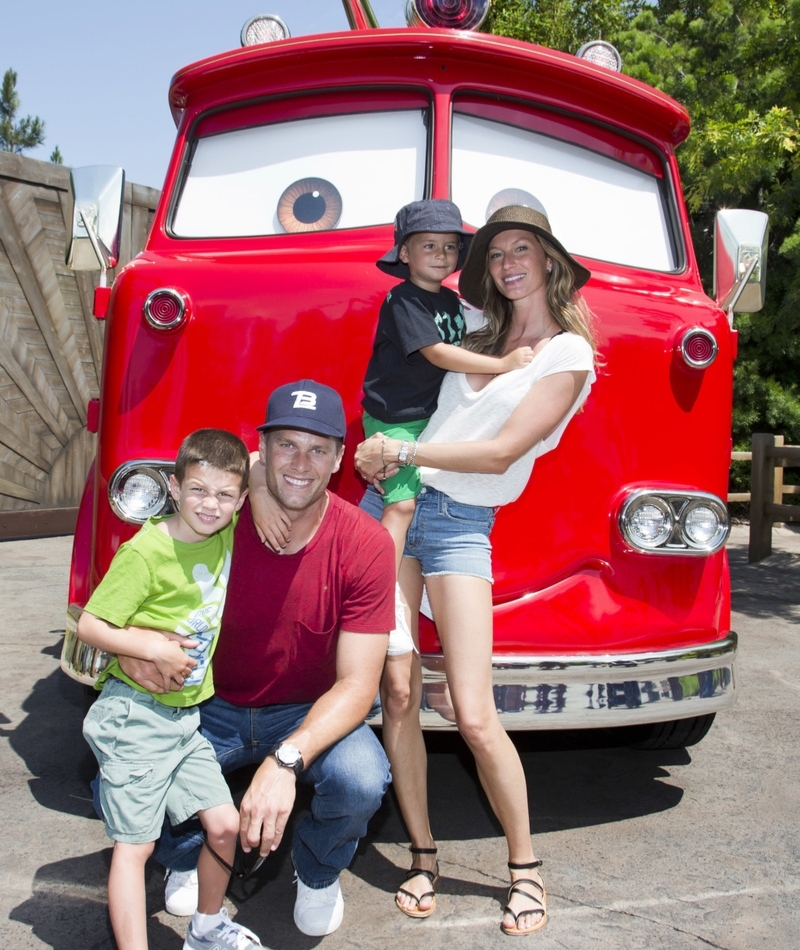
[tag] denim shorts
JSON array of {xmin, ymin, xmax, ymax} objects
[
  {"xmin": 360, "ymin": 485, "xmax": 495, "ymax": 582},
  {"xmin": 83, "ymin": 677, "xmax": 232, "ymax": 844}
]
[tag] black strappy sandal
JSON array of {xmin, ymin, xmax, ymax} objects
[
  {"xmin": 501, "ymin": 859, "xmax": 547, "ymax": 936},
  {"xmin": 395, "ymin": 846, "xmax": 440, "ymax": 919}
]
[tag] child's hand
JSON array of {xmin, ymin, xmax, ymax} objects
[
  {"xmin": 501, "ymin": 346, "xmax": 535, "ymax": 372},
  {"xmin": 250, "ymin": 459, "xmax": 292, "ymax": 550},
  {"xmin": 121, "ymin": 627, "xmax": 198, "ymax": 693}
]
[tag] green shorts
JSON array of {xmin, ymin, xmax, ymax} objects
[
  {"xmin": 83, "ymin": 677, "xmax": 232, "ymax": 844},
  {"xmin": 362, "ymin": 411, "xmax": 429, "ymax": 505}
]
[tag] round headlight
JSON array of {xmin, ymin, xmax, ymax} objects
[
  {"xmin": 680, "ymin": 500, "xmax": 729, "ymax": 550},
  {"xmin": 109, "ymin": 464, "xmax": 173, "ymax": 523},
  {"xmin": 622, "ymin": 497, "xmax": 674, "ymax": 549}
]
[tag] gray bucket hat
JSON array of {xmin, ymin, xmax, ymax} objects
[
  {"xmin": 377, "ymin": 199, "xmax": 473, "ymax": 279},
  {"xmin": 458, "ymin": 204, "xmax": 591, "ymax": 308}
]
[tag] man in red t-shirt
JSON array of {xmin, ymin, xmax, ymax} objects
[{"xmin": 119, "ymin": 381, "xmax": 395, "ymax": 938}]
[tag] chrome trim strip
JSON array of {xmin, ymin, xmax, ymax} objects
[{"xmin": 373, "ymin": 634, "xmax": 738, "ymax": 730}]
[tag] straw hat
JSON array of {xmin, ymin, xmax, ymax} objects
[{"xmin": 458, "ymin": 205, "xmax": 591, "ymax": 307}]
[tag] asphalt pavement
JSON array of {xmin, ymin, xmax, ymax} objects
[{"xmin": 1, "ymin": 524, "xmax": 798, "ymax": 949}]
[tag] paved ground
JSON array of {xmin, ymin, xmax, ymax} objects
[{"xmin": 2, "ymin": 524, "xmax": 799, "ymax": 949}]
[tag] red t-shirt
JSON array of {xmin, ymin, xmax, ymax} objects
[{"xmin": 212, "ymin": 493, "xmax": 395, "ymax": 706}]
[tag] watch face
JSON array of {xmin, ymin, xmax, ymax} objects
[{"xmin": 276, "ymin": 743, "xmax": 302, "ymax": 768}]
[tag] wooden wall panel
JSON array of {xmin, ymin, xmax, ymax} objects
[{"xmin": 0, "ymin": 151, "xmax": 160, "ymax": 524}]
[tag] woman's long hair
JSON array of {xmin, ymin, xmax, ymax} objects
[{"xmin": 465, "ymin": 234, "xmax": 598, "ymax": 359}]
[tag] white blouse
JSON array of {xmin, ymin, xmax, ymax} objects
[{"xmin": 419, "ymin": 332, "xmax": 595, "ymax": 507}]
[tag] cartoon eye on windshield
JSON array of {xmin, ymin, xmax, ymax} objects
[
  {"xmin": 277, "ymin": 178, "xmax": 342, "ymax": 233},
  {"xmin": 172, "ymin": 109, "xmax": 428, "ymax": 238}
]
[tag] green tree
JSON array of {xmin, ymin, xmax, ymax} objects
[
  {"xmin": 485, "ymin": 0, "xmax": 643, "ymax": 52},
  {"xmin": 0, "ymin": 68, "xmax": 46, "ymax": 153},
  {"xmin": 487, "ymin": 0, "xmax": 800, "ymax": 479},
  {"xmin": 615, "ymin": 0, "xmax": 800, "ymax": 461},
  {"xmin": 50, "ymin": 145, "xmax": 63, "ymax": 164}
]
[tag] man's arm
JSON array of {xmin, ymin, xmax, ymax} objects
[
  {"xmin": 78, "ymin": 612, "xmax": 195, "ymax": 676},
  {"xmin": 116, "ymin": 633, "xmax": 199, "ymax": 693},
  {"xmin": 238, "ymin": 628, "xmax": 389, "ymax": 856}
]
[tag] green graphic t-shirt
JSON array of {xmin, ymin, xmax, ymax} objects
[{"xmin": 87, "ymin": 515, "xmax": 236, "ymax": 707}]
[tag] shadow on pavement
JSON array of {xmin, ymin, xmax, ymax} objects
[
  {"xmin": 727, "ymin": 527, "xmax": 800, "ymax": 622},
  {"xmin": 3, "ymin": 638, "xmax": 98, "ymax": 818}
]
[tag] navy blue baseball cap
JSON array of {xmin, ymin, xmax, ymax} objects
[
  {"xmin": 377, "ymin": 199, "xmax": 473, "ymax": 278},
  {"xmin": 257, "ymin": 380, "xmax": 346, "ymax": 439}
]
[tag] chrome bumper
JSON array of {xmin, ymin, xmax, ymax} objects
[
  {"xmin": 60, "ymin": 604, "xmax": 109, "ymax": 685},
  {"xmin": 62, "ymin": 600, "xmax": 736, "ymax": 732},
  {"xmin": 407, "ymin": 634, "xmax": 738, "ymax": 730}
]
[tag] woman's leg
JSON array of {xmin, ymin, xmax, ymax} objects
[
  {"xmin": 425, "ymin": 573, "xmax": 544, "ymax": 934},
  {"xmin": 381, "ymin": 557, "xmax": 438, "ymax": 914}
]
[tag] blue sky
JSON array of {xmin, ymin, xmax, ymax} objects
[{"xmin": 3, "ymin": 1, "xmax": 406, "ymax": 188}]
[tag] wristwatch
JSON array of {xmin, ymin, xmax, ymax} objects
[{"xmin": 270, "ymin": 742, "xmax": 304, "ymax": 776}]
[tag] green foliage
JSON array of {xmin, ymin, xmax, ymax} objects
[
  {"xmin": 0, "ymin": 68, "xmax": 46, "ymax": 154},
  {"xmin": 485, "ymin": 0, "xmax": 643, "ymax": 51},
  {"xmin": 50, "ymin": 145, "xmax": 63, "ymax": 164},
  {"xmin": 487, "ymin": 0, "xmax": 800, "ymax": 467}
]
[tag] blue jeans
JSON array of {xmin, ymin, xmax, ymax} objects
[{"xmin": 96, "ymin": 694, "xmax": 390, "ymax": 888}]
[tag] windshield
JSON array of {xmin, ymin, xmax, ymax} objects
[
  {"xmin": 452, "ymin": 111, "xmax": 676, "ymax": 272},
  {"xmin": 172, "ymin": 109, "xmax": 428, "ymax": 238}
]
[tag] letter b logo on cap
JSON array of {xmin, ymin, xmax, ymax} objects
[{"xmin": 292, "ymin": 391, "xmax": 317, "ymax": 410}]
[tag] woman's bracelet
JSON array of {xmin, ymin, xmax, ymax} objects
[{"xmin": 407, "ymin": 441, "xmax": 418, "ymax": 466}]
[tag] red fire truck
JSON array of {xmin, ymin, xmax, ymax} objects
[{"xmin": 60, "ymin": 0, "xmax": 768, "ymax": 747}]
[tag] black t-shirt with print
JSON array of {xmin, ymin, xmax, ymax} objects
[{"xmin": 361, "ymin": 279, "xmax": 466, "ymax": 423}]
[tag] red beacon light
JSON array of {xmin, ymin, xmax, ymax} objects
[{"xmin": 406, "ymin": 0, "xmax": 491, "ymax": 31}]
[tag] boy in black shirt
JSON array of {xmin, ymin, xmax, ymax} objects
[{"xmin": 361, "ymin": 200, "xmax": 533, "ymax": 653}]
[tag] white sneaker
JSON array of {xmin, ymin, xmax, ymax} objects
[
  {"xmin": 183, "ymin": 907, "xmax": 261, "ymax": 949},
  {"xmin": 293, "ymin": 876, "xmax": 344, "ymax": 936},
  {"xmin": 165, "ymin": 867, "xmax": 199, "ymax": 917},
  {"xmin": 387, "ymin": 583, "xmax": 417, "ymax": 657}
]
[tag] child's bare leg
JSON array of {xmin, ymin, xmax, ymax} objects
[
  {"xmin": 196, "ymin": 802, "xmax": 240, "ymax": 914},
  {"xmin": 381, "ymin": 499, "xmax": 416, "ymax": 654},
  {"xmin": 108, "ymin": 839, "xmax": 155, "ymax": 950},
  {"xmin": 381, "ymin": 498, "xmax": 416, "ymax": 577}
]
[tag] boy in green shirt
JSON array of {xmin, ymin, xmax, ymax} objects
[{"xmin": 79, "ymin": 428, "xmax": 260, "ymax": 950}]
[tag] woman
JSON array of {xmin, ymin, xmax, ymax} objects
[{"xmin": 355, "ymin": 203, "xmax": 597, "ymax": 936}]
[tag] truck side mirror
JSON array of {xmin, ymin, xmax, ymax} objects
[
  {"xmin": 65, "ymin": 166, "xmax": 125, "ymax": 274},
  {"xmin": 713, "ymin": 208, "xmax": 768, "ymax": 316}
]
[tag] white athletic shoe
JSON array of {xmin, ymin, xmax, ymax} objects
[
  {"xmin": 387, "ymin": 582, "xmax": 417, "ymax": 657},
  {"xmin": 293, "ymin": 876, "xmax": 344, "ymax": 936},
  {"xmin": 165, "ymin": 868, "xmax": 199, "ymax": 917},
  {"xmin": 183, "ymin": 907, "xmax": 262, "ymax": 949}
]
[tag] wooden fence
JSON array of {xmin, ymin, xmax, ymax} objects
[
  {"xmin": 0, "ymin": 151, "xmax": 159, "ymax": 539},
  {"xmin": 738, "ymin": 433, "xmax": 800, "ymax": 562}
]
